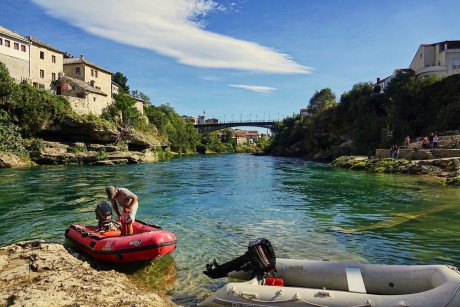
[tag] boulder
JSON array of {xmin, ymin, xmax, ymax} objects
[
  {"xmin": 0, "ymin": 151, "xmax": 35, "ymax": 168},
  {"xmin": 42, "ymin": 115, "xmax": 161, "ymax": 149}
]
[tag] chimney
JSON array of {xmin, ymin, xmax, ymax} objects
[
  {"xmin": 377, "ymin": 78, "xmax": 381, "ymax": 83},
  {"xmin": 80, "ymin": 54, "xmax": 84, "ymax": 59}
]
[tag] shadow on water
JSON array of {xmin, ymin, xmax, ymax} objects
[{"xmin": 64, "ymin": 241, "xmax": 178, "ymax": 292}]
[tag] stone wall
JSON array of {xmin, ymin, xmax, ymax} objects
[
  {"xmin": 376, "ymin": 148, "xmax": 460, "ymax": 160},
  {"xmin": 0, "ymin": 54, "xmax": 29, "ymax": 83},
  {"xmin": 66, "ymin": 94, "xmax": 111, "ymax": 116}
]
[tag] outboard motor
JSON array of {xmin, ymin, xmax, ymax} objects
[
  {"xmin": 203, "ymin": 238, "xmax": 276, "ymax": 279},
  {"xmin": 95, "ymin": 202, "xmax": 113, "ymax": 222},
  {"xmin": 95, "ymin": 202, "xmax": 120, "ymax": 232}
]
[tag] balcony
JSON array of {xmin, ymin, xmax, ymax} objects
[{"xmin": 415, "ymin": 65, "xmax": 447, "ymax": 77}]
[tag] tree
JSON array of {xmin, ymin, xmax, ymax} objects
[
  {"xmin": 144, "ymin": 103, "xmax": 199, "ymax": 153},
  {"xmin": 308, "ymin": 88, "xmax": 336, "ymax": 114},
  {"xmin": 112, "ymin": 72, "xmax": 129, "ymax": 93},
  {"xmin": 112, "ymin": 92, "xmax": 139, "ymax": 125},
  {"xmin": 139, "ymin": 91, "xmax": 151, "ymax": 103},
  {"xmin": 0, "ymin": 62, "xmax": 13, "ymax": 96}
]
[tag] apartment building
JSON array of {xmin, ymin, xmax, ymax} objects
[
  {"xmin": 0, "ymin": 26, "xmax": 30, "ymax": 83},
  {"xmin": 26, "ymin": 36, "xmax": 64, "ymax": 91},
  {"xmin": 376, "ymin": 40, "xmax": 460, "ymax": 92},
  {"xmin": 410, "ymin": 40, "xmax": 460, "ymax": 77}
]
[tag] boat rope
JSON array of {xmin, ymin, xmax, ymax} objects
[
  {"xmin": 73, "ymin": 226, "xmax": 101, "ymax": 240},
  {"xmin": 232, "ymin": 288, "xmax": 329, "ymax": 307},
  {"xmin": 231, "ymin": 287, "xmax": 377, "ymax": 307}
]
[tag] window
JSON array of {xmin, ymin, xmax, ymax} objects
[
  {"xmin": 52, "ymin": 73, "xmax": 56, "ymax": 81},
  {"xmin": 453, "ymin": 59, "xmax": 460, "ymax": 70},
  {"xmin": 95, "ymin": 71, "xmax": 98, "ymax": 78},
  {"xmin": 93, "ymin": 97, "xmax": 96, "ymax": 102},
  {"xmin": 91, "ymin": 69, "xmax": 94, "ymax": 77},
  {"xmin": 40, "ymin": 51, "xmax": 44, "ymax": 59},
  {"xmin": 52, "ymin": 55, "xmax": 56, "ymax": 63},
  {"xmin": 14, "ymin": 42, "xmax": 19, "ymax": 50},
  {"xmin": 40, "ymin": 70, "xmax": 44, "ymax": 78},
  {"xmin": 5, "ymin": 40, "xmax": 10, "ymax": 47},
  {"xmin": 21, "ymin": 45, "xmax": 26, "ymax": 52},
  {"xmin": 0, "ymin": 38, "xmax": 2, "ymax": 45},
  {"xmin": 76, "ymin": 67, "xmax": 81, "ymax": 74}
]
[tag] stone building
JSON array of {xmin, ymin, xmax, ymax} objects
[
  {"xmin": 62, "ymin": 54, "xmax": 113, "ymax": 115},
  {"xmin": 56, "ymin": 76, "xmax": 109, "ymax": 115},
  {"xmin": 26, "ymin": 36, "xmax": 65, "ymax": 92},
  {"xmin": 0, "ymin": 26, "xmax": 30, "ymax": 83}
]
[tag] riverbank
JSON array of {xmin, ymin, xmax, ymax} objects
[
  {"xmin": 331, "ymin": 155, "xmax": 460, "ymax": 186},
  {"xmin": 0, "ymin": 241, "xmax": 178, "ymax": 307}
]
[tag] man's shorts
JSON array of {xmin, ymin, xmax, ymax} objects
[{"xmin": 121, "ymin": 201, "xmax": 138, "ymax": 224}]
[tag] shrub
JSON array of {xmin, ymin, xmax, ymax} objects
[{"xmin": 96, "ymin": 148, "xmax": 109, "ymax": 161}]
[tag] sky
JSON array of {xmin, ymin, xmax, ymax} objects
[{"xmin": 1, "ymin": 0, "xmax": 460, "ymax": 129}]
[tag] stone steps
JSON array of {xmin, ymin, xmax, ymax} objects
[{"xmin": 413, "ymin": 134, "xmax": 460, "ymax": 149}]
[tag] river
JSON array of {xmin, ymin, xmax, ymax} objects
[{"xmin": 1, "ymin": 154, "xmax": 459, "ymax": 306}]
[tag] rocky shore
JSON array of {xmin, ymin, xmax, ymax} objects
[
  {"xmin": 0, "ymin": 115, "xmax": 171, "ymax": 168},
  {"xmin": 0, "ymin": 241, "xmax": 177, "ymax": 307},
  {"xmin": 332, "ymin": 155, "xmax": 460, "ymax": 185}
]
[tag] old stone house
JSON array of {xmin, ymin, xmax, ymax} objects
[
  {"xmin": 1, "ymin": 25, "xmax": 146, "ymax": 116},
  {"xmin": 56, "ymin": 76, "xmax": 109, "ymax": 115},
  {"xmin": 26, "ymin": 36, "xmax": 65, "ymax": 92},
  {"xmin": 0, "ymin": 26, "xmax": 30, "ymax": 83},
  {"xmin": 61, "ymin": 55, "xmax": 113, "ymax": 115}
]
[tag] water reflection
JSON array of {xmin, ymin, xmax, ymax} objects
[{"xmin": 1, "ymin": 154, "xmax": 460, "ymax": 306}]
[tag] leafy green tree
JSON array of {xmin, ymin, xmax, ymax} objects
[
  {"xmin": 139, "ymin": 92, "xmax": 151, "ymax": 103},
  {"xmin": 0, "ymin": 109, "xmax": 27, "ymax": 155},
  {"xmin": 8, "ymin": 83, "xmax": 70, "ymax": 137},
  {"xmin": 144, "ymin": 103, "xmax": 199, "ymax": 153},
  {"xmin": 0, "ymin": 62, "xmax": 13, "ymax": 96},
  {"xmin": 308, "ymin": 88, "xmax": 336, "ymax": 114},
  {"xmin": 112, "ymin": 92, "xmax": 139, "ymax": 125},
  {"xmin": 385, "ymin": 73, "xmax": 443, "ymax": 140},
  {"xmin": 112, "ymin": 72, "xmax": 129, "ymax": 93}
]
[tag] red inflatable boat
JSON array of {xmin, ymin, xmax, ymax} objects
[{"xmin": 65, "ymin": 220, "xmax": 177, "ymax": 263}]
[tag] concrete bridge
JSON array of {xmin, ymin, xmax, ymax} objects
[{"xmin": 194, "ymin": 120, "xmax": 277, "ymax": 133}]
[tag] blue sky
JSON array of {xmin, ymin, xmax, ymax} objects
[{"xmin": 1, "ymin": 0, "xmax": 460, "ymax": 126}]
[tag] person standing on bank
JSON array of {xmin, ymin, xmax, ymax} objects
[
  {"xmin": 433, "ymin": 134, "xmax": 439, "ymax": 149},
  {"xmin": 106, "ymin": 186, "xmax": 138, "ymax": 235},
  {"xmin": 404, "ymin": 136, "xmax": 411, "ymax": 149}
]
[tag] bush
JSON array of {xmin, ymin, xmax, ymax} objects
[
  {"xmin": 96, "ymin": 148, "xmax": 109, "ymax": 161},
  {"xmin": 0, "ymin": 110, "xmax": 27, "ymax": 156}
]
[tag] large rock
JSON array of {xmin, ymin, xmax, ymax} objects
[
  {"xmin": 30, "ymin": 141, "xmax": 161, "ymax": 165},
  {"xmin": 0, "ymin": 241, "xmax": 177, "ymax": 307},
  {"xmin": 43, "ymin": 116, "xmax": 161, "ymax": 149},
  {"xmin": 0, "ymin": 151, "xmax": 35, "ymax": 168}
]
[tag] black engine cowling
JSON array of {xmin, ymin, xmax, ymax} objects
[{"xmin": 203, "ymin": 238, "xmax": 276, "ymax": 279}]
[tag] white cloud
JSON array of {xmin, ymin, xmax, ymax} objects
[
  {"xmin": 201, "ymin": 75, "xmax": 220, "ymax": 81},
  {"xmin": 32, "ymin": 0, "xmax": 310, "ymax": 74},
  {"xmin": 229, "ymin": 84, "xmax": 277, "ymax": 95}
]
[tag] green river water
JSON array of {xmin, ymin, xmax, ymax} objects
[{"xmin": 1, "ymin": 154, "xmax": 459, "ymax": 306}]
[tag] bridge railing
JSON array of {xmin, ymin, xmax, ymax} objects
[{"xmin": 194, "ymin": 120, "xmax": 277, "ymax": 126}]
